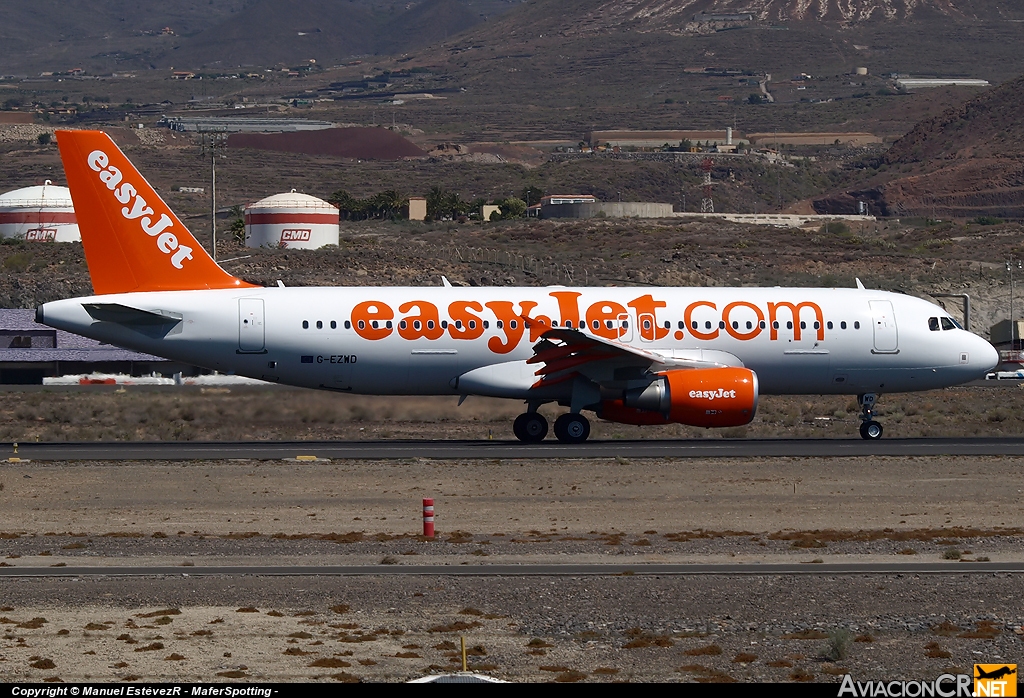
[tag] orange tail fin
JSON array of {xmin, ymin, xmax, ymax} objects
[{"xmin": 56, "ymin": 129, "xmax": 256, "ymax": 294}]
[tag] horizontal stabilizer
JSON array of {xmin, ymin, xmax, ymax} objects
[{"xmin": 83, "ymin": 303, "xmax": 182, "ymax": 326}]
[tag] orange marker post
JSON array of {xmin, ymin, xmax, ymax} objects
[{"xmin": 422, "ymin": 498, "xmax": 435, "ymax": 538}]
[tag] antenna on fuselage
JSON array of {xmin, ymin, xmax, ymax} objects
[{"xmin": 855, "ymin": 278, "xmax": 866, "ymax": 290}]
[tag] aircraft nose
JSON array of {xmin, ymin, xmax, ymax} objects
[{"xmin": 973, "ymin": 334, "xmax": 1000, "ymax": 374}]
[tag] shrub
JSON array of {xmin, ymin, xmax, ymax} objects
[{"xmin": 825, "ymin": 629, "xmax": 853, "ymax": 661}]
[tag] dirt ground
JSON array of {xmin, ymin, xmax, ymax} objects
[{"xmin": 0, "ymin": 453, "xmax": 1022, "ymax": 683}]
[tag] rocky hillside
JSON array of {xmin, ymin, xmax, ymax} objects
[
  {"xmin": 483, "ymin": 0, "xmax": 1017, "ymax": 36},
  {"xmin": 0, "ymin": 0, "xmax": 519, "ymax": 73},
  {"xmin": 849, "ymin": 73, "xmax": 1024, "ymax": 219},
  {"xmin": 883, "ymin": 74, "xmax": 1024, "ymax": 165}
]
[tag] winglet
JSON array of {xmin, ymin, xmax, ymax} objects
[{"xmin": 56, "ymin": 130, "xmax": 257, "ymax": 295}]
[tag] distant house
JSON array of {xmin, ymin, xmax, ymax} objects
[
  {"xmin": 171, "ymin": 71, "xmax": 196, "ymax": 80},
  {"xmin": 408, "ymin": 197, "xmax": 427, "ymax": 221}
]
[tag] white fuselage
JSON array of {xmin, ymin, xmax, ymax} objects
[{"xmin": 39, "ymin": 285, "xmax": 998, "ymax": 399}]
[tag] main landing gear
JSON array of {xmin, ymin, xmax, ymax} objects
[
  {"xmin": 858, "ymin": 393, "xmax": 883, "ymax": 440},
  {"xmin": 554, "ymin": 413, "xmax": 591, "ymax": 444},
  {"xmin": 513, "ymin": 411, "xmax": 591, "ymax": 444},
  {"xmin": 512, "ymin": 412, "xmax": 547, "ymax": 443}
]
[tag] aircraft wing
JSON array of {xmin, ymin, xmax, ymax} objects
[{"xmin": 523, "ymin": 317, "xmax": 742, "ymax": 389}]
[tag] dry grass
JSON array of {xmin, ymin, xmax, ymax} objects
[
  {"xmin": 622, "ymin": 627, "xmax": 675, "ymax": 649},
  {"xmin": 553, "ymin": 670, "xmax": 588, "ymax": 683},
  {"xmin": 428, "ymin": 621, "xmax": 482, "ymax": 633},
  {"xmin": 931, "ymin": 621, "xmax": 961, "ymax": 636},
  {"xmin": 309, "ymin": 657, "xmax": 352, "ymax": 667},
  {"xmin": 958, "ymin": 621, "xmax": 1001, "ymax": 639},
  {"xmin": 5, "ymin": 383, "xmax": 1024, "ymax": 443},
  {"xmin": 781, "ymin": 630, "xmax": 828, "ymax": 640},
  {"xmin": 330, "ymin": 672, "xmax": 361, "ymax": 683}
]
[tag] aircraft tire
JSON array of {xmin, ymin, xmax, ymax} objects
[
  {"xmin": 514, "ymin": 412, "xmax": 548, "ymax": 443},
  {"xmin": 554, "ymin": 413, "xmax": 590, "ymax": 444},
  {"xmin": 859, "ymin": 420, "xmax": 883, "ymax": 440}
]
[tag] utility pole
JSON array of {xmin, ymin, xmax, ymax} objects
[
  {"xmin": 1007, "ymin": 258, "xmax": 1022, "ymax": 323},
  {"xmin": 700, "ymin": 158, "xmax": 714, "ymax": 213},
  {"xmin": 211, "ymin": 148, "xmax": 217, "ymax": 262},
  {"xmin": 200, "ymin": 130, "xmax": 224, "ymax": 262}
]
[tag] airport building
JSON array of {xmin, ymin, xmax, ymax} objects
[
  {"xmin": 0, "ymin": 309, "xmax": 187, "ymax": 384},
  {"xmin": 895, "ymin": 78, "xmax": 990, "ymax": 90},
  {"xmin": 0, "ymin": 181, "xmax": 81, "ymax": 242},
  {"xmin": 159, "ymin": 116, "xmax": 334, "ymax": 133},
  {"xmin": 539, "ymin": 195, "xmax": 673, "ymax": 219},
  {"xmin": 244, "ymin": 191, "xmax": 340, "ymax": 249},
  {"xmin": 586, "ymin": 130, "xmax": 744, "ymax": 149}
]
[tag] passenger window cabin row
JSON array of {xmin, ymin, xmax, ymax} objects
[{"xmin": 300, "ymin": 317, "xmax": 869, "ymax": 333}]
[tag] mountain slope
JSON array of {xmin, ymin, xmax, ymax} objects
[
  {"xmin": 0, "ymin": 0, "xmax": 519, "ymax": 73},
  {"xmin": 469, "ymin": 0, "xmax": 1019, "ymax": 38},
  {"xmin": 814, "ymin": 74, "xmax": 1024, "ymax": 218}
]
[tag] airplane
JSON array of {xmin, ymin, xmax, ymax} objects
[
  {"xmin": 36, "ymin": 130, "xmax": 999, "ymax": 443},
  {"xmin": 975, "ymin": 666, "xmax": 1016, "ymax": 681}
]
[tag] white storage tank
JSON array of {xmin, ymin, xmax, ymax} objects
[
  {"xmin": 244, "ymin": 190, "xmax": 339, "ymax": 249},
  {"xmin": 0, "ymin": 181, "xmax": 80, "ymax": 242}
]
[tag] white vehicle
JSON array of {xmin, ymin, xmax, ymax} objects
[{"xmin": 37, "ymin": 131, "xmax": 999, "ymax": 442}]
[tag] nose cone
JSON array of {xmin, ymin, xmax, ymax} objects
[{"xmin": 974, "ymin": 335, "xmax": 1000, "ymax": 375}]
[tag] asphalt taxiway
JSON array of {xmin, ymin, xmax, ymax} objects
[{"xmin": 7, "ymin": 437, "xmax": 1024, "ymax": 460}]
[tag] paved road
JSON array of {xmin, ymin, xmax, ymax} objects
[
  {"xmin": 1, "ymin": 562, "xmax": 1022, "ymax": 577},
  {"xmin": 7, "ymin": 437, "xmax": 1024, "ymax": 461}
]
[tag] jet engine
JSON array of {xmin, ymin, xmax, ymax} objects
[{"xmin": 598, "ymin": 367, "xmax": 758, "ymax": 428}]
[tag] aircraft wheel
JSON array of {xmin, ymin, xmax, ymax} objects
[
  {"xmin": 554, "ymin": 413, "xmax": 591, "ymax": 444},
  {"xmin": 513, "ymin": 412, "xmax": 548, "ymax": 443},
  {"xmin": 859, "ymin": 420, "xmax": 883, "ymax": 440}
]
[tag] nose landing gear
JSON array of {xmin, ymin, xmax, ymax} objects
[{"xmin": 858, "ymin": 393, "xmax": 883, "ymax": 440}]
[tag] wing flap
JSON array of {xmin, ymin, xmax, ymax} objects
[{"xmin": 521, "ymin": 315, "xmax": 743, "ymax": 389}]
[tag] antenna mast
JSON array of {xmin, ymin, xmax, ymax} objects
[{"xmin": 700, "ymin": 157, "xmax": 714, "ymax": 213}]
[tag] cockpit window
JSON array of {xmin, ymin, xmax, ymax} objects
[
  {"xmin": 928, "ymin": 317, "xmax": 940, "ymax": 331},
  {"xmin": 949, "ymin": 317, "xmax": 963, "ymax": 330},
  {"xmin": 940, "ymin": 317, "xmax": 956, "ymax": 331}
]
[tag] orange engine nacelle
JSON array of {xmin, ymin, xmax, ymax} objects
[{"xmin": 598, "ymin": 367, "xmax": 758, "ymax": 428}]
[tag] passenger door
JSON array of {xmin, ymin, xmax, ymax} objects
[
  {"xmin": 869, "ymin": 300, "xmax": 898, "ymax": 353},
  {"xmin": 238, "ymin": 298, "xmax": 265, "ymax": 353}
]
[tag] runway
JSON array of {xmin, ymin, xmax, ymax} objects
[
  {"xmin": 7, "ymin": 437, "xmax": 1024, "ymax": 460},
  {"xmin": 1, "ymin": 562, "xmax": 1022, "ymax": 577}
]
